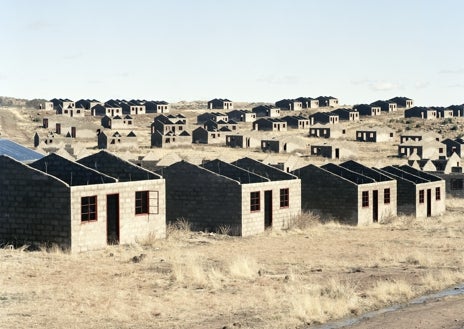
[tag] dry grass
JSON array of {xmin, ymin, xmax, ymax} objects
[{"xmin": 1, "ymin": 198, "xmax": 464, "ymax": 328}]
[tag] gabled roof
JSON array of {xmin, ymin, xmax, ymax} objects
[
  {"xmin": 0, "ymin": 138, "xmax": 44, "ymax": 163},
  {"xmin": 30, "ymin": 153, "xmax": 116, "ymax": 186},
  {"xmin": 318, "ymin": 163, "xmax": 375, "ymax": 185},
  {"xmin": 202, "ymin": 159, "xmax": 269, "ymax": 184},
  {"xmin": 232, "ymin": 157, "xmax": 297, "ymax": 181},
  {"xmin": 78, "ymin": 150, "xmax": 161, "ymax": 181},
  {"xmin": 340, "ymin": 160, "xmax": 394, "ymax": 182},
  {"xmin": 380, "ymin": 165, "xmax": 435, "ymax": 184}
]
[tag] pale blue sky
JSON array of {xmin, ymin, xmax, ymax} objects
[{"xmin": 1, "ymin": 0, "xmax": 464, "ymax": 105}]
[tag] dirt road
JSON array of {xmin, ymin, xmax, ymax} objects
[{"xmin": 344, "ymin": 295, "xmax": 464, "ymax": 329}]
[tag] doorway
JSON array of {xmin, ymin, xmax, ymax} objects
[
  {"xmin": 264, "ymin": 190, "xmax": 273, "ymax": 228},
  {"xmin": 107, "ymin": 194, "xmax": 120, "ymax": 244},
  {"xmin": 426, "ymin": 189, "xmax": 432, "ymax": 217},
  {"xmin": 372, "ymin": 190, "xmax": 379, "ymax": 223}
]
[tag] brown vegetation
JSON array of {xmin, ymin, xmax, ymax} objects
[{"xmin": 1, "ymin": 198, "xmax": 464, "ymax": 329}]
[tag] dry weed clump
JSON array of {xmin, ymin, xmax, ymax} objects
[
  {"xmin": 368, "ymin": 279, "xmax": 414, "ymax": 305},
  {"xmin": 289, "ymin": 278, "xmax": 360, "ymax": 324},
  {"xmin": 228, "ymin": 256, "xmax": 260, "ymax": 279},
  {"xmin": 286, "ymin": 211, "xmax": 322, "ymax": 230},
  {"xmin": 166, "ymin": 218, "xmax": 191, "ymax": 239}
]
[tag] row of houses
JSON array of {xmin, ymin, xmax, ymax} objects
[
  {"xmin": 405, "ymin": 105, "xmax": 464, "ymax": 119},
  {"xmin": 0, "ymin": 139, "xmax": 448, "ymax": 252},
  {"xmin": 41, "ymin": 98, "xmax": 171, "ymax": 117}
]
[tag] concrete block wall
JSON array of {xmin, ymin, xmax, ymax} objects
[
  {"xmin": 294, "ymin": 165, "xmax": 359, "ymax": 225},
  {"xmin": 0, "ymin": 156, "xmax": 71, "ymax": 247},
  {"xmin": 70, "ymin": 179, "xmax": 166, "ymax": 252},
  {"xmin": 395, "ymin": 180, "xmax": 417, "ymax": 216},
  {"xmin": 436, "ymin": 173, "xmax": 464, "ymax": 198},
  {"xmin": 240, "ymin": 180, "xmax": 301, "ymax": 236},
  {"xmin": 162, "ymin": 162, "xmax": 243, "ymax": 234},
  {"xmin": 414, "ymin": 181, "xmax": 446, "ymax": 218},
  {"xmin": 356, "ymin": 181, "xmax": 397, "ymax": 225}
]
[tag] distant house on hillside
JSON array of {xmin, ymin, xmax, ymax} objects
[
  {"xmin": 252, "ymin": 118, "xmax": 287, "ymax": 132},
  {"xmin": 208, "ymin": 98, "xmax": 233, "ymax": 110},
  {"xmin": 282, "ymin": 115, "xmax": 310, "ymax": 129},
  {"xmin": 226, "ymin": 133, "xmax": 261, "ymax": 149},
  {"xmin": 309, "ymin": 112, "xmax": 339, "ymax": 125},
  {"xmin": 404, "ymin": 107, "xmax": 437, "ymax": 119},
  {"xmin": 388, "ymin": 97, "xmax": 413, "ymax": 109},
  {"xmin": 275, "ymin": 99, "xmax": 303, "ymax": 111},
  {"xmin": 356, "ymin": 127, "xmax": 395, "ymax": 142},
  {"xmin": 397, "ymin": 140, "xmax": 446, "ymax": 160},
  {"xmin": 295, "ymin": 97, "xmax": 319, "ymax": 108},
  {"xmin": 370, "ymin": 100, "xmax": 397, "ymax": 112},
  {"xmin": 197, "ymin": 112, "xmax": 229, "ymax": 124},
  {"xmin": 252, "ymin": 105, "xmax": 281, "ymax": 118},
  {"xmin": 316, "ymin": 96, "xmax": 338, "ymax": 107},
  {"xmin": 308, "ymin": 124, "xmax": 346, "ymax": 139},
  {"xmin": 433, "ymin": 107, "xmax": 453, "ymax": 118},
  {"xmin": 331, "ymin": 108, "xmax": 359, "ymax": 121},
  {"xmin": 227, "ymin": 109, "xmax": 256, "ymax": 122},
  {"xmin": 145, "ymin": 101, "xmax": 170, "ymax": 114},
  {"xmin": 353, "ymin": 104, "xmax": 382, "ymax": 116}
]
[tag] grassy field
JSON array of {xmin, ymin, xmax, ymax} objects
[{"xmin": 1, "ymin": 198, "xmax": 463, "ymax": 329}]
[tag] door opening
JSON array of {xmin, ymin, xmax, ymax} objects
[
  {"xmin": 427, "ymin": 189, "xmax": 432, "ymax": 217},
  {"xmin": 107, "ymin": 194, "xmax": 120, "ymax": 244},
  {"xmin": 373, "ymin": 190, "xmax": 379, "ymax": 223},
  {"xmin": 264, "ymin": 190, "xmax": 273, "ymax": 228}
]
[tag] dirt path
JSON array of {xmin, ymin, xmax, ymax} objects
[
  {"xmin": 0, "ymin": 107, "xmax": 33, "ymax": 143},
  {"xmin": 344, "ymin": 295, "xmax": 464, "ymax": 329}
]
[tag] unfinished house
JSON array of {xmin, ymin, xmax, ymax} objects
[
  {"xmin": 151, "ymin": 114, "xmax": 188, "ymax": 135},
  {"xmin": 293, "ymin": 162, "xmax": 397, "ymax": 225},
  {"xmin": 317, "ymin": 96, "xmax": 339, "ymax": 107},
  {"xmin": 352, "ymin": 104, "xmax": 382, "ymax": 116},
  {"xmin": 161, "ymin": 159, "xmax": 300, "ymax": 236},
  {"xmin": 75, "ymin": 99, "xmax": 102, "ymax": 110},
  {"xmin": 433, "ymin": 107, "xmax": 454, "ymax": 118},
  {"xmin": 370, "ymin": 100, "xmax": 397, "ymax": 113},
  {"xmin": 282, "ymin": 115, "xmax": 310, "ymax": 129},
  {"xmin": 51, "ymin": 98, "xmax": 75, "ymax": 111},
  {"xmin": 145, "ymin": 101, "xmax": 170, "ymax": 113},
  {"xmin": 356, "ymin": 127, "xmax": 395, "ymax": 143},
  {"xmin": 253, "ymin": 118, "xmax": 287, "ymax": 132},
  {"xmin": 227, "ymin": 109, "xmax": 257, "ymax": 122},
  {"xmin": 399, "ymin": 131, "xmax": 441, "ymax": 143},
  {"xmin": 404, "ymin": 107, "xmax": 437, "ymax": 119},
  {"xmin": 101, "ymin": 115, "xmax": 134, "ymax": 129},
  {"xmin": 442, "ymin": 138, "xmax": 464, "ymax": 157},
  {"xmin": 380, "ymin": 165, "xmax": 445, "ymax": 218},
  {"xmin": 151, "ymin": 130, "xmax": 191, "ymax": 148},
  {"xmin": 295, "ymin": 97, "xmax": 319, "ymax": 108},
  {"xmin": 310, "ymin": 142, "xmax": 352, "ymax": 160},
  {"xmin": 208, "ymin": 98, "xmax": 233, "ymax": 110},
  {"xmin": 388, "ymin": 97, "xmax": 414, "ymax": 109},
  {"xmin": 309, "ymin": 112, "xmax": 339, "ymax": 125},
  {"xmin": 192, "ymin": 127, "xmax": 225, "ymax": 144},
  {"xmin": 261, "ymin": 137, "xmax": 307, "ymax": 153},
  {"xmin": 398, "ymin": 140, "xmax": 446, "ymax": 159},
  {"xmin": 226, "ymin": 134, "xmax": 261, "ymax": 149},
  {"xmin": 0, "ymin": 152, "xmax": 165, "ymax": 252},
  {"xmin": 331, "ymin": 108, "xmax": 359, "ymax": 121},
  {"xmin": 39, "ymin": 101, "xmax": 54, "ymax": 111},
  {"xmin": 252, "ymin": 105, "xmax": 281, "ymax": 118},
  {"xmin": 120, "ymin": 100, "xmax": 146, "ymax": 115},
  {"xmin": 275, "ymin": 99, "xmax": 303, "ymax": 111},
  {"xmin": 203, "ymin": 119, "xmax": 238, "ymax": 132},
  {"xmin": 308, "ymin": 124, "xmax": 346, "ymax": 139},
  {"xmin": 98, "ymin": 131, "xmax": 138, "ymax": 150},
  {"xmin": 447, "ymin": 105, "xmax": 464, "ymax": 117},
  {"xmin": 197, "ymin": 112, "xmax": 229, "ymax": 124}
]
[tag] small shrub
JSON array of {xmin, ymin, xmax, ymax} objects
[
  {"xmin": 287, "ymin": 212, "xmax": 321, "ymax": 230},
  {"xmin": 216, "ymin": 224, "xmax": 231, "ymax": 235}
]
